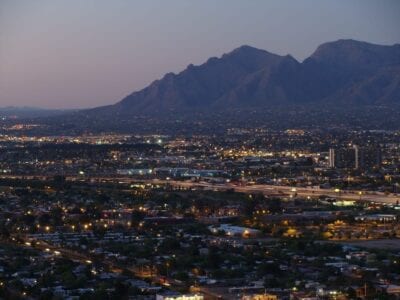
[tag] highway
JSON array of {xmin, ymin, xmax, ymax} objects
[
  {"xmin": 152, "ymin": 179, "xmax": 400, "ymax": 204},
  {"xmin": 1, "ymin": 174, "xmax": 399, "ymax": 204}
]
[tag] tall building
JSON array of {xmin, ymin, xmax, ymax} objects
[
  {"xmin": 329, "ymin": 148, "xmax": 335, "ymax": 168},
  {"xmin": 329, "ymin": 145, "xmax": 381, "ymax": 171},
  {"xmin": 329, "ymin": 146, "xmax": 357, "ymax": 169},
  {"xmin": 358, "ymin": 145, "xmax": 382, "ymax": 170}
]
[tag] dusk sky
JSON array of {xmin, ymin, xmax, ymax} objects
[{"xmin": 1, "ymin": 0, "xmax": 399, "ymax": 109}]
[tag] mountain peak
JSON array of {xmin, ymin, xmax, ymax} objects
[
  {"xmin": 310, "ymin": 39, "xmax": 400, "ymax": 67},
  {"xmin": 226, "ymin": 45, "xmax": 278, "ymax": 58},
  {"xmin": 231, "ymin": 44, "xmax": 262, "ymax": 52}
]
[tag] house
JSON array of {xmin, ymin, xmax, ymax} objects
[
  {"xmin": 156, "ymin": 292, "xmax": 204, "ymax": 300},
  {"xmin": 242, "ymin": 293, "xmax": 278, "ymax": 300},
  {"xmin": 378, "ymin": 284, "xmax": 400, "ymax": 295},
  {"xmin": 209, "ymin": 224, "xmax": 261, "ymax": 237}
]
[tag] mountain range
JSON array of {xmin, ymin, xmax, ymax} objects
[
  {"xmin": 0, "ymin": 107, "xmax": 76, "ymax": 118},
  {"xmin": 84, "ymin": 39, "xmax": 400, "ymax": 117}
]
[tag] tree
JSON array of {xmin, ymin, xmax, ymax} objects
[
  {"xmin": 268, "ymin": 198, "xmax": 282, "ymax": 214},
  {"xmin": 131, "ymin": 210, "xmax": 145, "ymax": 227},
  {"xmin": 264, "ymin": 277, "xmax": 281, "ymax": 288},
  {"xmin": 159, "ymin": 237, "xmax": 180, "ymax": 253},
  {"xmin": 53, "ymin": 175, "xmax": 66, "ymax": 189},
  {"xmin": 206, "ymin": 246, "xmax": 221, "ymax": 269},
  {"xmin": 112, "ymin": 280, "xmax": 129, "ymax": 299},
  {"xmin": 243, "ymin": 194, "xmax": 261, "ymax": 217}
]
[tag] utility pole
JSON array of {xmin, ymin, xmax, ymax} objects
[{"xmin": 364, "ymin": 282, "xmax": 367, "ymax": 298}]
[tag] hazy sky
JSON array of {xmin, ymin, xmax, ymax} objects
[{"xmin": 1, "ymin": 0, "xmax": 399, "ymax": 109}]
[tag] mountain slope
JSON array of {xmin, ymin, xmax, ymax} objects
[
  {"xmin": 85, "ymin": 39, "xmax": 400, "ymax": 117},
  {"xmin": 324, "ymin": 65, "xmax": 400, "ymax": 105},
  {"xmin": 114, "ymin": 45, "xmax": 287, "ymax": 113}
]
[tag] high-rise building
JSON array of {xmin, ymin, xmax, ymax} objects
[
  {"xmin": 358, "ymin": 145, "xmax": 382, "ymax": 170},
  {"xmin": 329, "ymin": 145, "xmax": 381, "ymax": 171},
  {"xmin": 329, "ymin": 148, "xmax": 335, "ymax": 168},
  {"xmin": 329, "ymin": 147, "xmax": 357, "ymax": 169}
]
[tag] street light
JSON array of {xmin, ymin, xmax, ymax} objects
[{"xmin": 334, "ymin": 188, "xmax": 341, "ymax": 199}]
